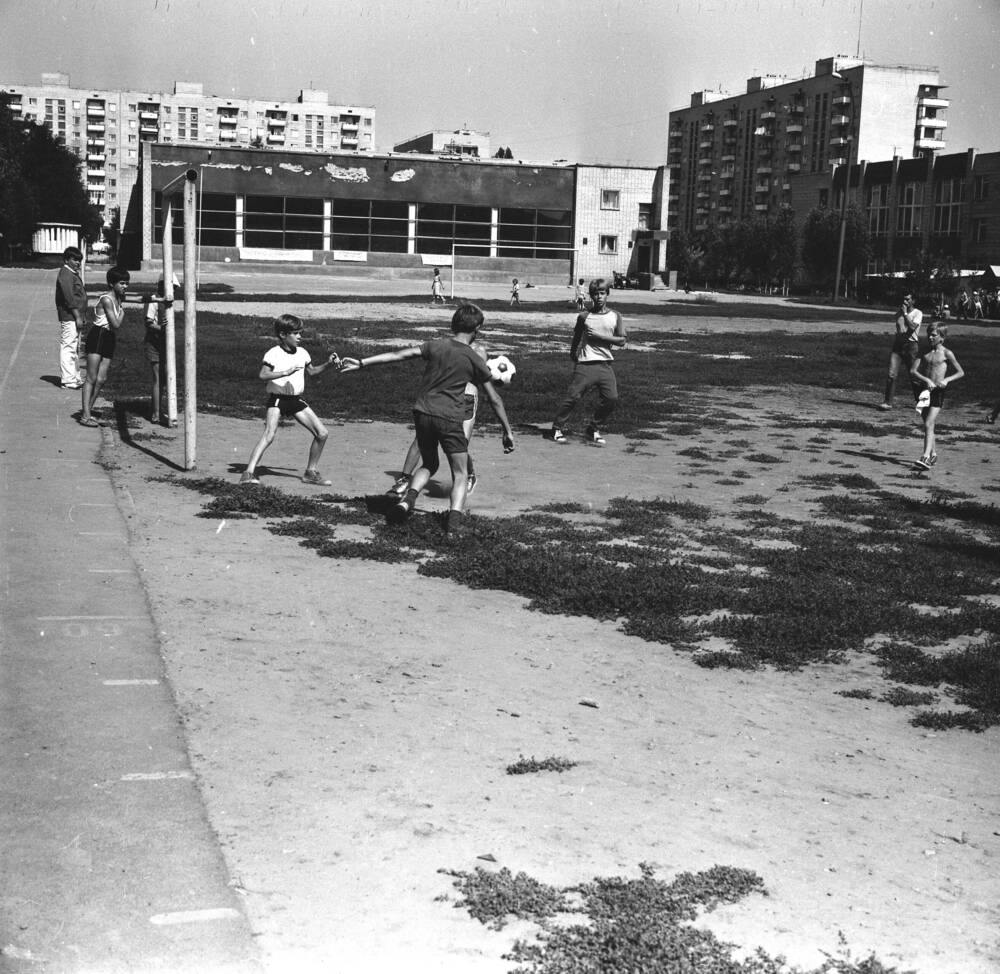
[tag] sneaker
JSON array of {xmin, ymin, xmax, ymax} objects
[
  {"xmin": 586, "ymin": 428, "xmax": 606, "ymax": 446},
  {"xmin": 466, "ymin": 472, "xmax": 478, "ymax": 495},
  {"xmin": 386, "ymin": 475, "xmax": 410, "ymax": 497},
  {"xmin": 928, "ymin": 453, "xmax": 938, "ymax": 466},
  {"xmin": 62, "ymin": 381, "xmax": 83, "ymax": 390},
  {"xmin": 551, "ymin": 428, "xmax": 567, "ymax": 444},
  {"xmin": 388, "ymin": 496, "xmax": 413, "ymax": 523},
  {"xmin": 302, "ymin": 470, "xmax": 332, "ymax": 486},
  {"xmin": 915, "ymin": 456, "xmax": 932, "ymax": 469},
  {"xmin": 878, "ymin": 403, "xmax": 892, "ymax": 411},
  {"xmin": 240, "ymin": 471, "xmax": 260, "ymax": 485}
]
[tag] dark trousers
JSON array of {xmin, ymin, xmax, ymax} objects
[{"xmin": 554, "ymin": 361, "xmax": 619, "ymax": 429}]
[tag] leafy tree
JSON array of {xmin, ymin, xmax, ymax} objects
[
  {"xmin": 801, "ymin": 203, "xmax": 870, "ymax": 293},
  {"xmin": 0, "ymin": 94, "xmax": 101, "ymax": 254},
  {"xmin": 665, "ymin": 229, "xmax": 704, "ymax": 289}
]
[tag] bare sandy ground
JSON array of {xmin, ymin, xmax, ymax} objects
[{"xmin": 104, "ymin": 298, "xmax": 999, "ymax": 974}]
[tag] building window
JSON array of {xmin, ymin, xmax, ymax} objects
[
  {"xmin": 896, "ymin": 182, "xmax": 923, "ymax": 235},
  {"xmin": 245, "ymin": 194, "xmax": 323, "ymax": 250},
  {"xmin": 637, "ymin": 203, "xmax": 651, "ymax": 230},
  {"xmin": 496, "ymin": 207, "xmax": 573, "ymax": 259},
  {"xmin": 867, "ymin": 184, "xmax": 890, "ymax": 235},
  {"xmin": 155, "ymin": 191, "xmax": 237, "ymax": 247},
  {"xmin": 933, "ymin": 177, "xmax": 965, "ymax": 235},
  {"xmin": 974, "ymin": 176, "xmax": 989, "ymax": 201},
  {"xmin": 601, "ymin": 189, "xmax": 620, "ymax": 210},
  {"xmin": 972, "ymin": 218, "xmax": 987, "ymax": 244},
  {"xmin": 599, "ymin": 234, "xmax": 619, "ymax": 254},
  {"xmin": 333, "ymin": 198, "xmax": 409, "ymax": 253}
]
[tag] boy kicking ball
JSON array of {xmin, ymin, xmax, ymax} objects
[
  {"xmin": 240, "ymin": 314, "xmax": 342, "ymax": 486},
  {"xmin": 910, "ymin": 322, "xmax": 964, "ymax": 470},
  {"xmin": 341, "ymin": 303, "xmax": 514, "ymax": 535}
]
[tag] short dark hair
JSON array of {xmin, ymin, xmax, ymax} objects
[
  {"xmin": 274, "ymin": 313, "xmax": 304, "ymax": 336},
  {"xmin": 106, "ymin": 266, "xmax": 130, "ymax": 287},
  {"xmin": 64, "ymin": 246, "xmax": 83, "ymax": 261},
  {"xmin": 451, "ymin": 303, "xmax": 484, "ymax": 334}
]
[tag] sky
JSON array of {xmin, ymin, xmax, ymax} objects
[{"xmin": 1, "ymin": 0, "xmax": 998, "ymax": 166}]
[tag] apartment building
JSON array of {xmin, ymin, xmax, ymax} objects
[
  {"xmin": 0, "ymin": 73, "xmax": 375, "ymax": 227},
  {"xmin": 666, "ymin": 55, "xmax": 949, "ymax": 235}
]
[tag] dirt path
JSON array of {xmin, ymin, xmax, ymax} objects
[{"xmin": 104, "ymin": 321, "xmax": 999, "ymax": 974}]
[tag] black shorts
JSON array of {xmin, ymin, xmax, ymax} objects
[
  {"xmin": 928, "ymin": 387, "xmax": 945, "ymax": 409},
  {"xmin": 144, "ymin": 329, "xmax": 165, "ymax": 364},
  {"xmin": 266, "ymin": 393, "xmax": 309, "ymax": 417},
  {"xmin": 84, "ymin": 326, "xmax": 116, "ymax": 359},
  {"xmin": 414, "ymin": 410, "xmax": 468, "ymax": 467}
]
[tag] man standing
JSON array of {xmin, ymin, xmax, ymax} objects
[
  {"xmin": 55, "ymin": 246, "xmax": 87, "ymax": 389},
  {"xmin": 878, "ymin": 291, "xmax": 923, "ymax": 411}
]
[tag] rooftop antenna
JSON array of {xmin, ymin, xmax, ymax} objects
[{"xmin": 856, "ymin": 0, "xmax": 863, "ymax": 58}]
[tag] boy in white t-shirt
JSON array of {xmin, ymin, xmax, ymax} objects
[
  {"xmin": 551, "ymin": 278, "xmax": 627, "ymax": 445},
  {"xmin": 240, "ymin": 314, "xmax": 342, "ymax": 486}
]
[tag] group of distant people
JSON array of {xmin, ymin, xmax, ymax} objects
[{"xmin": 953, "ymin": 288, "xmax": 1000, "ymax": 321}]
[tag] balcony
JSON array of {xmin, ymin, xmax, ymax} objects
[
  {"xmin": 267, "ymin": 132, "xmax": 285, "ymax": 143},
  {"xmin": 760, "ymin": 110, "xmax": 776, "ymax": 120},
  {"xmin": 829, "ymin": 154, "xmax": 848, "ymax": 165},
  {"xmin": 669, "ymin": 128, "xmax": 683, "ymax": 138},
  {"xmin": 723, "ymin": 117, "xmax": 738, "ymax": 127},
  {"xmin": 789, "ymin": 102, "xmax": 805, "ymax": 114},
  {"xmin": 831, "ymin": 114, "xmax": 850, "ymax": 126},
  {"xmin": 787, "ymin": 142, "xmax": 803, "ymax": 152},
  {"xmin": 219, "ymin": 130, "xmax": 237, "ymax": 141},
  {"xmin": 698, "ymin": 156, "xmax": 713, "ymax": 166},
  {"xmin": 139, "ymin": 122, "xmax": 158, "ymax": 134},
  {"xmin": 830, "ymin": 135, "xmax": 850, "ymax": 146},
  {"xmin": 341, "ymin": 122, "xmax": 359, "ymax": 133},
  {"xmin": 86, "ymin": 123, "xmax": 105, "ymax": 132},
  {"xmin": 86, "ymin": 139, "xmax": 105, "ymax": 148},
  {"xmin": 833, "ymin": 94, "xmax": 851, "ymax": 106},
  {"xmin": 719, "ymin": 166, "xmax": 735, "ymax": 178},
  {"xmin": 915, "ymin": 136, "xmax": 947, "ymax": 151},
  {"xmin": 697, "ymin": 190, "xmax": 710, "ymax": 199},
  {"xmin": 918, "ymin": 96, "xmax": 949, "ymax": 110},
  {"xmin": 786, "ymin": 123, "xmax": 803, "ymax": 134},
  {"xmin": 86, "ymin": 168, "xmax": 105, "ymax": 178},
  {"xmin": 139, "ymin": 110, "xmax": 159, "ymax": 120},
  {"xmin": 718, "ymin": 204, "xmax": 733, "ymax": 213},
  {"xmin": 917, "ymin": 115, "xmax": 947, "ymax": 129},
  {"xmin": 694, "ymin": 222, "xmax": 708, "ymax": 231},
  {"xmin": 699, "ymin": 140, "xmax": 712, "ymax": 149},
  {"xmin": 86, "ymin": 106, "xmax": 105, "ymax": 117},
  {"xmin": 755, "ymin": 165, "xmax": 772, "ymax": 175},
  {"xmin": 719, "ymin": 187, "xmax": 732, "ymax": 197},
  {"xmin": 720, "ymin": 153, "xmax": 735, "ymax": 162},
  {"xmin": 754, "ymin": 203, "xmax": 769, "ymax": 211},
  {"xmin": 87, "ymin": 152, "xmax": 104, "ymax": 162},
  {"xmin": 755, "ymin": 182, "xmax": 770, "ymax": 194},
  {"xmin": 86, "ymin": 183, "xmax": 105, "ymax": 193},
  {"xmin": 700, "ymin": 122, "xmax": 714, "ymax": 133},
  {"xmin": 786, "ymin": 163, "xmax": 801, "ymax": 172},
  {"xmin": 266, "ymin": 116, "xmax": 287, "ymax": 128},
  {"xmin": 668, "ymin": 160, "xmax": 681, "ymax": 171}
]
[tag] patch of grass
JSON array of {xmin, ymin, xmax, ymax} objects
[
  {"xmin": 745, "ymin": 453, "xmax": 785, "ymax": 464},
  {"xmin": 506, "ymin": 755, "xmax": 578, "ymax": 775},
  {"xmin": 880, "ymin": 687, "xmax": 938, "ymax": 707},
  {"xmin": 837, "ymin": 688, "xmax": 875, "ymax": 699},
  {"xmin": 442, "ymin": 861, "xmax": 905, "ymax": 974}
]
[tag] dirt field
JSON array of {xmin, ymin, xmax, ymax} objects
[{"xmin": 104, "ymin": 295, "xmax": 999, "ymax": 974}]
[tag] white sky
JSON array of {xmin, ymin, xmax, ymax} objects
[{"xmin": 1, "ymin": 0, "xmax": 997, "ymax": 165}]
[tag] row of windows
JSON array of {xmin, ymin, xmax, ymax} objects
[
  {"xmin": 153, "ymin": 194, "xmax": 576, "ymax": 257},
  {"xmin": 864, "ymin": 178, "xmax": 970, "ymax": 236}
]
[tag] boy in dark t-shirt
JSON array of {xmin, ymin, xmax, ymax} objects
[{"xmin": 341, "ymin": 303, "xmax": 515, "ymax": 534}]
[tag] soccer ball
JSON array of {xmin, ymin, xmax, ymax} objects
[{"xmin": 487, "ymin": 354, "xmax": 516, "ymax": 385}]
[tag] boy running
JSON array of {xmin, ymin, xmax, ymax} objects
[
  {"xmin": 240, "ymin": 314, "xmax": 342, "ymax": 486},
  {"xmin": 341, "ymin": 303, "xmax": 514, "ymax": 534},
  {"xmin": 910, "ymin": 322, "xmax": 964, "ymax": 469}
]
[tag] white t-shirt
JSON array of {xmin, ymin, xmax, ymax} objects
[
  {"xmin": 263, "ymin": 345, "xmax": 311, "ymax": 396},
  {"xmin": 577, "ymin": 309, "xmax": 622, "ymax": 362}
]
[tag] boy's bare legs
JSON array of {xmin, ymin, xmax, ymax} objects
[
  {"xmin": 149, "ymin": 361, "xmax": 161, "ymax": 422},
  {"xmin": 80, "ymin": 354, "xmax": 110, "ymax": 424},
  {"xmin": 243, "ymin": 406, "xmax": 281, "ymax": 479},
  {"xmin": 445, "ymin": 451, "xmax": 470, "ymax": 515},
  {"xmin": 295, "ymin": 407, "xmax": 330, "ymax": 482},
  {"xmin": 921, "ymin": 406, "xmax": 940, "ymax": 461}
]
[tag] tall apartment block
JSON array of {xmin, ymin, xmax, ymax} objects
[
  {"xmin": 666, "ymin": 56, "xmax": 949, "ymax": 235},
  {"xmin": 0, "ymin": 73, "xmax": 375, "ymax": 226}
]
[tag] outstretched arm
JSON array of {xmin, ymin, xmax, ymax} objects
[
  {"xmin": 340, "ymin": 347, "xmax": 423, "ymax": 372},
  {"xmin": 306, "ymin": 352, "xmax": 341, "ymax": 376}
]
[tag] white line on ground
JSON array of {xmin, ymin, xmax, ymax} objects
[
  {"xmin": 78, "ymin": 532, "xmax": 123, "ymax": 537},
  {"xmin": 88, "ymin": 569, "xmax": 130, "ymax": 573},
  {"xmin": 120, "ymin": 771, "xmax": 194, "ymax": 781},
  {"xmin": 102, "ymin": 679, "xmax": 160, "ymax": 686},
  {"xmin": 149, "ymin": 908, "xmax": 241, "ymax": 926},
  {"xmin": 38, "ymin": 615, "xmax": 146, "ymax": 621}
]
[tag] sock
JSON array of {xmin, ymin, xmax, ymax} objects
[{"xmin": 403, "ymin": 488, "xmax": 419, "ymax": 506}]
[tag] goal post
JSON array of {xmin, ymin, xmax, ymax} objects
[{"xmin": 159, "ymin": 167, "xmax": 199, "ymax": 470}]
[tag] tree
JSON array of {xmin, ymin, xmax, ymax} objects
[
  {"xmin": 0, "ymin": 94, "xmax": 101, "ymax": 254},
  {"xmin": 801, "ymin": 204, "xmax": 870, "ymax": 294}
]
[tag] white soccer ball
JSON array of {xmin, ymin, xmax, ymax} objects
[{"xmin": 487, "ymin": 354, "xmax": 516, "ymax": 385}]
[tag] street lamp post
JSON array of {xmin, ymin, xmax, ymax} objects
[{"xmin": 831, "ymin": 75, "xmax": 854, "ymax": 304}]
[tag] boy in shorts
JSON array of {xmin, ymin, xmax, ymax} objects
[
  {"xmin": 341, "ymin": 303, "xmax": 514, "ymax": 534},
  {"xmin": 142, "ymin": 274, "xmax": 176, "ymax": 425},
  {"xmin": 240, "ymin": 314, "xmax": 342, "ymax": 486},
  {"xmin": 910, "ymin": 322, "xmax": 964, "ymax": 469}
]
